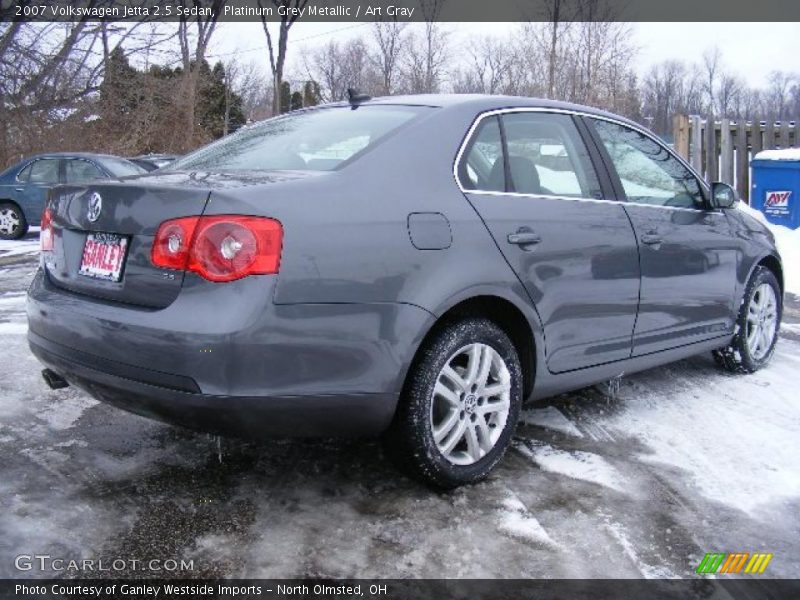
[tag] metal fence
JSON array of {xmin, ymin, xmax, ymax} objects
[{"xmin": 672, "ymin": 115, "xmax": 799, "ymax": 202}]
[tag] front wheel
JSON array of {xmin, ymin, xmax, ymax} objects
[
  {"xmin": 384, "ymin": 318, "xmax": 523, "ymax": 489},
  {"xmin": 713, "ymin": 266, "xmax": 781, "ymax": 373},
  {"xmin": 0, "ymin": 202, "xmax": 28, "ymax": 240}
]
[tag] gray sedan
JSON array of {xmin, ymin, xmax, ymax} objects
[{"xmin": 27, "ymin": 95, "xmax": 782, "ymax": 488}]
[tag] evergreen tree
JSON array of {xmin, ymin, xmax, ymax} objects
[
  {"xmin": 290, "ymin": 91, "xmax": 303, "ymax": 111},
  {"xmin": 303, "ymin": 81, "xmax": 321, "ymax": 107},
  {"xmin": 279, "ymin": 81, "xmax": 292, "ymax": 114}
]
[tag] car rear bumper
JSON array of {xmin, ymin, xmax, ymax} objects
[
  {"xmin": 27, "ymin": 268, "xmax": 435, "ymax": 437},
  {"xmin": 29, "ymin": 331, "xmax": 397, "ymax": 437}
]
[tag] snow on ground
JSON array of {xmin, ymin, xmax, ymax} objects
[
  {"xmin": 516, "ymin": 440, "xmax": 628, "ymax": 493},
  {"xmin": 520, "ymin": 406, "xmax": 584, "ymax": 438},
  {"xmin": 604, "ymin": 347, "xmax": 800, "ymax": 516},
  {"xmin": 0, "ymin": 227, "xmax": 39, "ymax": 259},
  {"xmin": 737, "ymin": 202, "xmax": 800, "ymax": 296},
  {"xmin": 496, "ymin": 494, "xmax": 558, "ymax": 547}
]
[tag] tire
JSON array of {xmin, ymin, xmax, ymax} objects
[
  {"xmin": 384, "ymin": 317, "xmax": 523, "ymax": 489},
  {"xmin": 713, "ymin": 266, "xmax": 781, "ymax": 373},
  {"xmin": 0, "ymin": 202, "xmax": 28, "ymax": 240}
]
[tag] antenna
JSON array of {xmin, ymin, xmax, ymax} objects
[{"xmin": 347, "ymin": 88, "xmax": 371, "ymax": 105}]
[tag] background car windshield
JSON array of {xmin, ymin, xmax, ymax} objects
[
  {"xmin": 168, "ymin": 106, "xmax": 427, "ymax": 172},
  {"xmin": 97, "ymin": 156, "xmax": 147, "ymax": 177}
]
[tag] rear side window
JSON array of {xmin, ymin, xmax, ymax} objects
[
  {"xmin": 65, "ymin": 159, "xmax": 105, "ymax": 183},
  {"xmin": 169, "ymin": 106, "xmax": 428, "ymax": 172},
  {"xmin": 458, "ymin": 111, "xmax": 602, "ymax": 199},
  {"xmin": 501, "ymin": 113, "xmax": 602, "ymax": 198},
  {"xmin": 27, "ymin": 159, "xmax": 60, "ymax": 184},
  {"xmin": 591, "ymin": 119, "xmax": 704, "ymax": 209},
  {"xmin": 459, "ymin": 116, "xmax": 505, "ymax": 192}
]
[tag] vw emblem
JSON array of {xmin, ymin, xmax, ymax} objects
[{"xmin": 87, "ymin": 192, "xmax": 102, "ymax": 223}]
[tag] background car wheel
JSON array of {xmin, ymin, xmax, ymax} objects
[
  {"xmin": 384, "ymin": 317, "xmax": 523, "ymax": 489},
  {"xmin": 0, "ymin": 202, "xmax": 28, "ymax": 240},
  {"xmin": 713, "ymin": 266, "xmax": 781, "ymax": 373}
]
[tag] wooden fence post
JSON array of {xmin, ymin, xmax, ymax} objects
[
  {"xmin": 736, "ymin": 121, "xmax": 749, "ymax": 202},
  {"xmin": 720, "ymin": 120, "xmax": 733, "ymax": 185},
  {"xmin": 673, "ymin": 114, "xmax": 690, "ymax": 161},
  {"xmin": 690, "ymin": 115, "xmax": 703, "ymax": 174},
  {"xmin": 764, "ymin": 120, "xmax": 776, "ymax": 150},
  {"xmin": 779, "ymin": 120, "xmax": 791, "ymax": 148},
  {"xmin": 705, "ymin": 115, "xmax": 718, "ymax": 182}
]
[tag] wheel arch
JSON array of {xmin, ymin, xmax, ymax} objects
[
  {"xmin": 399, "ymin": 293, "xmax": 541, "ymax": 403},
  {"xmin": 755, "ymin": 253, "xmax": 784, "ymax": 297}
]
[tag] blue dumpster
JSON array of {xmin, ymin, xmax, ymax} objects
[{"xmin": 751, "ymin": 149, "xmax": 800, "ymax": 229}]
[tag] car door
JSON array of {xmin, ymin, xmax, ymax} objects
[
  {"xmin": 15, "ymin": 158, "xmax": 62, "ymax": 222},
  {"xmin": 457, "ymin": 110, "xmax": 641, "ymax": 373},
  {"xmin": 585, "ymin": 117, "xmax": 738, "ymax": 356}
]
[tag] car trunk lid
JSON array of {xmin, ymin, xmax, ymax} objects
[{"xmin": 44, "ymin": 171, "xmax": 306, "ymax": 309}]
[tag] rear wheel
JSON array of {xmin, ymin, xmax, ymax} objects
[
  {"xmin": 713, "ymin": 266, "xmax": 781, "ymax": 373},
  {"xmin": 384, "ymin": 317, "xmax": 523, "ymax": 489},
  {"xmin": 0, "ymin": 202, "xmax": 28, "ymax": 240}
]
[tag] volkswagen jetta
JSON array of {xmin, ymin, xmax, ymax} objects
[{"xmin": 27, "ymin": 95, "xmax": 783, "ymax": 488}]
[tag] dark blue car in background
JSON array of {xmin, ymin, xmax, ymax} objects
[{"xmin": 0, "ymin": 153, "xmax": 146, "ymax": 239}]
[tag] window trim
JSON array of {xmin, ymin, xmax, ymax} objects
[
  {"xmin": 65, "ymin": 158, "xmax": 109, "ymax": 182},
  {"xmin": 453, "ymin": 107, "xmax": 714, "ymax": 213},
  {"xmin": 15, "ymin": 161, "xmax": 34, "ymax": 183},
  {"xmin": 21, "ymin": 157, "xmax": 62, "ymax": 186}
]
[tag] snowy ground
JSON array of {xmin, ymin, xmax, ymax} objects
[{"xmin": 1, "ymin": 230, "xmax": 799, "ymax": 579}]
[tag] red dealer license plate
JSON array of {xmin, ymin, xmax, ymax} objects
[{"xmin": 79, "ymin": 233, "xmax": 129, "ymax": 282}]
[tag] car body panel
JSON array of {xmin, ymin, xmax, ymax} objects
[
  {"xmin": 26, "ymin": 95, "xmax": 782, "ymax": 437},
  {"xmin": 622, "ymin": 204, "xmax": 738, "ymax": 355},
  {"xmin": 466, "ymin": 192, "xmax": 641, "ymax": 372}
]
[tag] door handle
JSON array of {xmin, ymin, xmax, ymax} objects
[
  {"xmin": 507, "ymin": 229, "xmax": 542, "ymax": 246},
  {"xmin": 15, "ymin": 187, "xmax": 24, "ymax": 192},
  {"xmin": 640, "ymin": 233, "xmax": 662, "ymax": 245}
]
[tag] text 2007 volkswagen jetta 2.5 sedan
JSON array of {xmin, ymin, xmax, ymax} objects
[{"xmin": 28, "ymin": 95, "xmax": 783, "ymax": 488}]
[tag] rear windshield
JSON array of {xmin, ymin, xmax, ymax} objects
[{"xmin": 168, "ymin": 105, "xmax": 428, "ymax": 172}]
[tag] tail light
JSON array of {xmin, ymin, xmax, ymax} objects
[
  {"xmin": 151, "ymin": 215, "xmax": 283, "ymax": 282},
  {"xmin": 40, "ymin": 208, "xmax": 54, "ymax": 252}
]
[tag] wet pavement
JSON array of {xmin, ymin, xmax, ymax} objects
[{"xmin": 1, "ymin": 234, "xmax": 799, "ymax": 579}]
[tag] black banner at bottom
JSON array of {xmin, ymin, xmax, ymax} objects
[{"xmin": 2, "ymin": 579, "xmax": 800, "ymax": 600}]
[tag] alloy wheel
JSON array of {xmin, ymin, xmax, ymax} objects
[
  {"xmin": 430, "ymin": 343, "xmax": 512, "ymax": 466},
  {"xmin": 746, "ymin": 282, "xmax": 778, "ymax": 361}
]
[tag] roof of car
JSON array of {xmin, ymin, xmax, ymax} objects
[
  {"xmin": 326, "ymin": 93, "xmax": 639, "ymax": 128},
  {"xmin": 23, "ymin": 152, "xmax": 123, "ymax": 160}
]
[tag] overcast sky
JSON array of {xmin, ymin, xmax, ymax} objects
[{"xmin": 207, "ymin": 22, "xmax": 800, "ymax": 89}]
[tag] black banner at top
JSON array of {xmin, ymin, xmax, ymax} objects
[{"xmin": 2, "ymin": 0, "xmax": 800, "ymax": 23}]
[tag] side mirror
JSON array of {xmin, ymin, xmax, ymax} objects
[{"xmin": 711, "ymin": 182, "xmax": 738, "ymax": 209}]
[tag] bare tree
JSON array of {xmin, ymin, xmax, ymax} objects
[
  {"xmin": 399, "ymin": 1, "xmax": 448, "ymax": 94},
  {"xmin": 370, "ymin": 19, "xmax": 406, "ymax": 95},
  {"xmin": 176, "ymin": 0, "xmax": 223, "ymax": 150},
  {"xmin": 258, "ymin": 0, "xmax": 309, "ymax": 114},
  {"xmin": 306, "ymin": 38, "xmax": 377, "ymax": 102},
  {"xmin": 453, "ymin": 36, "xmax": 515, "ymax": 94},
  {"xmin": 717, "ymin": 73, "xmax": 744, "ymax": 117},
  {"xmin": 766, "ymin": 70, "xmax": 795, "ymax": 120},
  {"xmin": 540, "ymin": 0, "xmax": 575, "ymax": 99},
  {"xmin": 702, "ymin": 46, "xmax": 722, "ymax": 114}
]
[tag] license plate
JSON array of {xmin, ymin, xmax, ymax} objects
[{"xmin": 79, "ymin": 233, "xmax": 128, "ymax": 282}]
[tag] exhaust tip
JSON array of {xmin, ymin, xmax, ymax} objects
[{"xmin": 42, "ymin": 369, "xmax": 69, "ymax": 390}]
